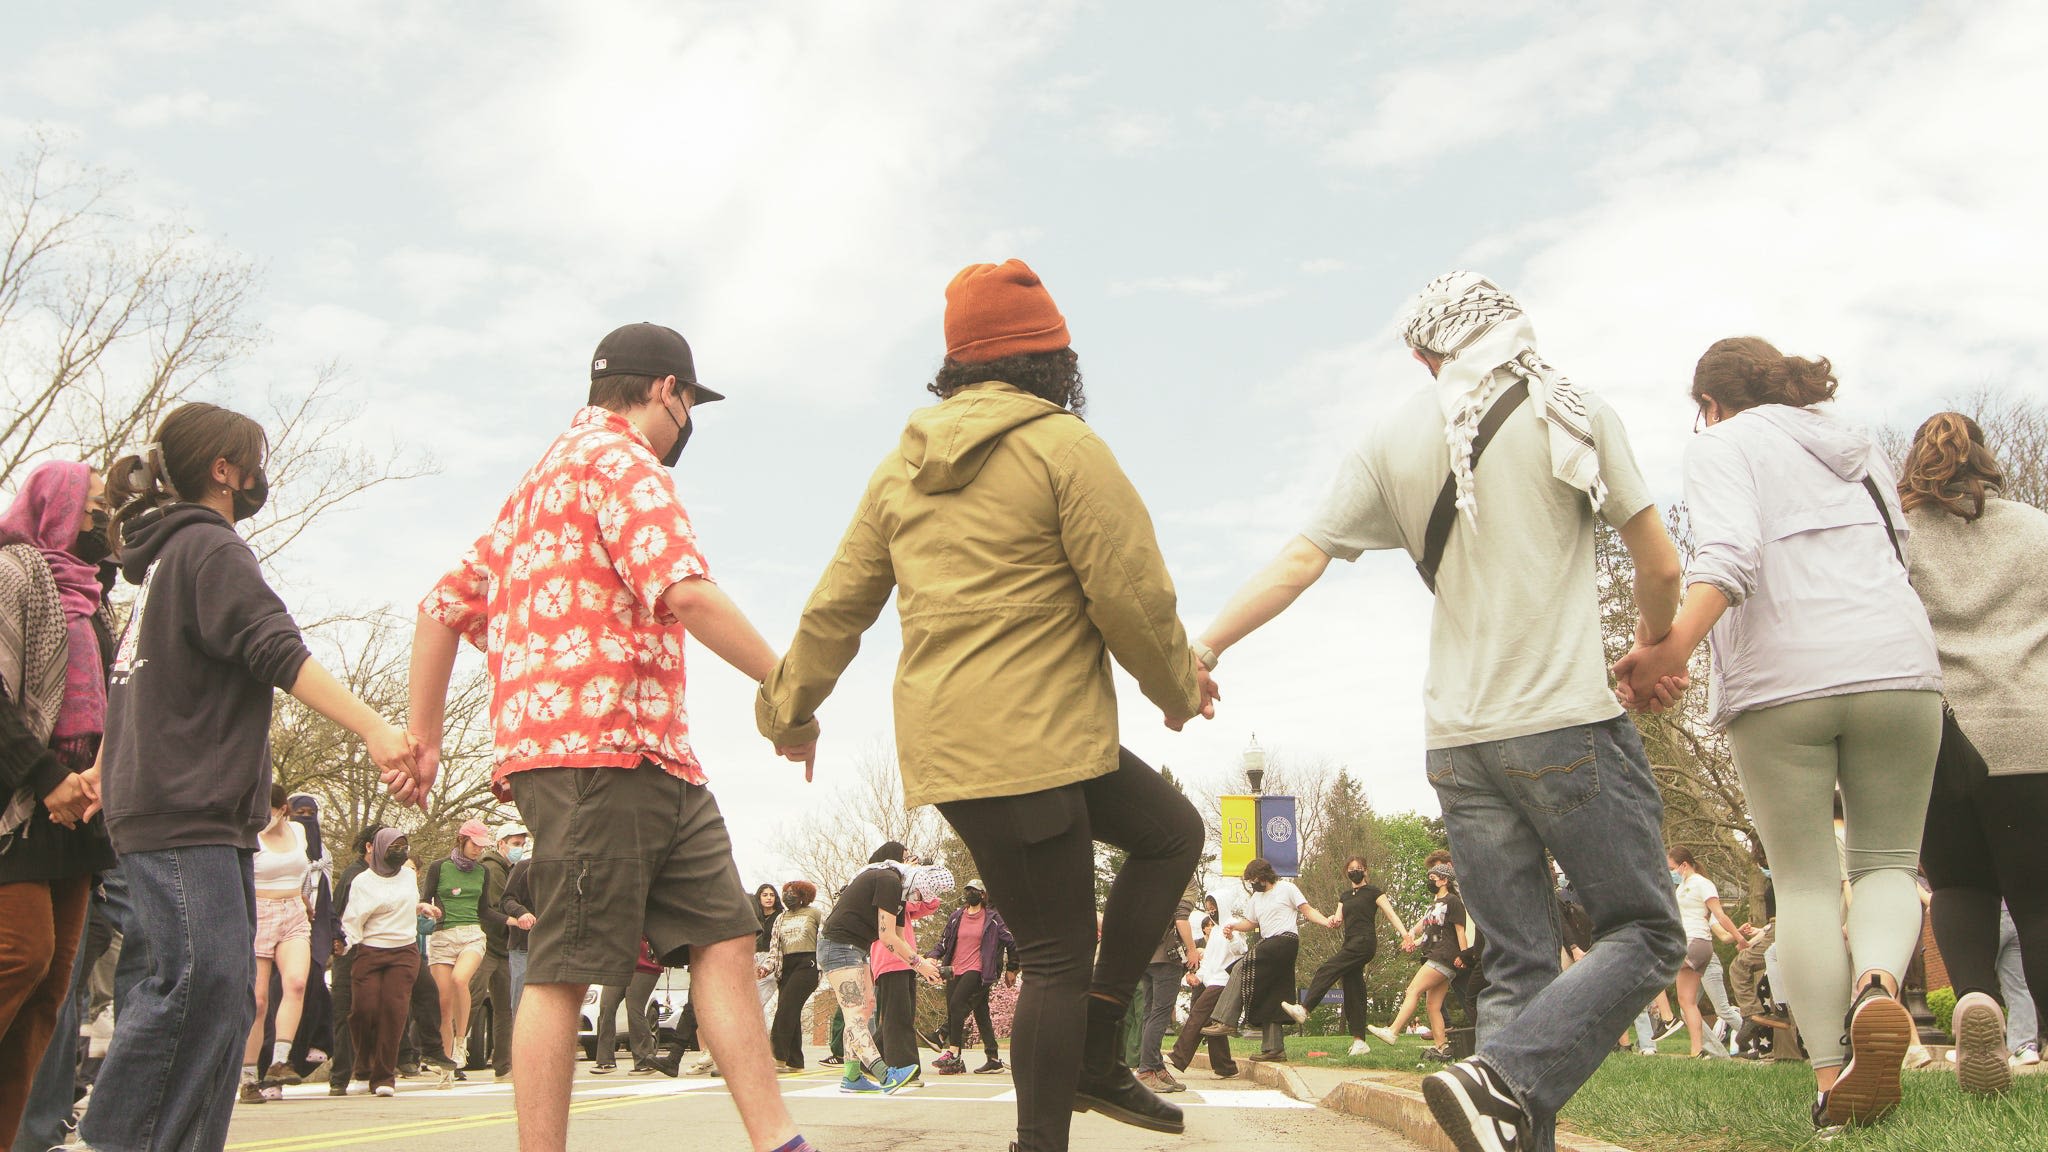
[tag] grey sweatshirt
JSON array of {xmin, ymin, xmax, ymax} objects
[
  {"xmin": 1906, "ymin": 494, "xmax": 2048, "ymax": 777},
  {"xmin": 101, "ymin": 505, "xmax": 311, "ymax": 854}
]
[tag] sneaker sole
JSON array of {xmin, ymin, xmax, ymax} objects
[
  {"xmin": 1827, "ymin": 995, "xmax": 1913, "ymax": 1126},
  {"xmin": 1954, "ymin": 998, "xmax": 2012, "ymax": 1096},
  {"xmin": 1422, "ymin": 1072, "xmax": 1509, "ymax": 1152},
  {"xmin": 1072, "ymin": 1093, "xmax": 1185, "ymax": 1135}
]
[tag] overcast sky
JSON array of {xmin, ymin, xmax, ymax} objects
[{"xmin": 7, "ymin": 1, "xmax": 2043, "ymax": 883}]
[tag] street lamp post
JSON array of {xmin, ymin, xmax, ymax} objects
[{"xmin": 1243, "ymin": 734, "xmax": 1265, "ymax": 796}]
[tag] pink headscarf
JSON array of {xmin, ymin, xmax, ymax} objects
[{"xmin": 0, "ymin": 461, "xmax": 108, "ymax": 741}]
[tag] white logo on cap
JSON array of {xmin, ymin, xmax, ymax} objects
[{"xmin": 594, "ymin": 358, "xmax": 607, "ymax": 370}]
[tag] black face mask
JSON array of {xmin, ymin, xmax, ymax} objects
[
  {"xmin": 1346, "ymin": 869, "xmax": 1367, "ymax": 885},
  {"xmin": 232, "ymin": 471, "xmax": 269, "ymax": 522},
  {"xmin": 661, "ymin": 396, "xmax": 691, "ymax": 468},
  {"xmin": 964, "ymin": 891, "xmax": 984, "ymax": 907},
  {"xmin": 72, "ymin": 510, "xmax": 113, "ymax": 565},
  {"xmin": 383, "ymin": 847, "xmax": 409, "ymax": 869}
]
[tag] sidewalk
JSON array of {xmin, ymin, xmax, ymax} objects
[{"xmin": 1184, "ymin": 1053, "xmax": 1641, "ymax": 1152}]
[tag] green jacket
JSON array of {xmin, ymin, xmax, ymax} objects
[{"xmin": 758, "ymin": 382, "xmax": 1202, "ymax": 807}]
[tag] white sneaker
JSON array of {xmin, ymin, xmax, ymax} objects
[
  {"xmin": 1369, "ymin": 1025, "xmax": 1400, "ymax": 1047},
  {"xmin": 1952, "ymin": 991, "xmax": 2011, "ymax": 1095},
  {"xmin": 1283, "ymin": 1002, "xmax": 1309, "ymax": 1025},
  {"xmin": 374, "ymin": 1084, "xmax": 396, "ymax": 1097},
  {"xmin": 1423, "ymin": 1059, "xmax": 1526, "ymax": 1152},
  {"xmin": 2013, "ymin": 1043, "xmax": 2041, "ymax": 1067},
  {"xmin": 1349, "ymin": 1039, "xmax": 1371, "ymax": 1057}
]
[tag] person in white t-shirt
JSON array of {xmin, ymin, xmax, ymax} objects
[
  {"xmin": 1667, "ymin": 848, "xmax": 1750, "ymax": 1058},
  {"xmin": 1195, "ymin": 272, "xmax": 1688, "ymax": 1152},
  {"xmin": 1170, "ymin": 893, "xmax": 1246, "ymax": 1078},
  {"xmin": 1220, "ymin": 859, "xmax": 1335, "ymax": 1063}
]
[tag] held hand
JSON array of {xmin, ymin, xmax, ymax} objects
[
  {"xmin": 409, "ymin": 731, "xmax": 444, "ymax": 806},
  {"xmin": 1003, "ymin": 971, "xmax": 1016, "ymax": 988},
  {"xmin": 332, "ymin": 939, "xmax": 348, "ymax": 958},
  {"xmin": 515, "ymin": 913, "xmax": 537, "ymax": 931},
  {"xmin": 43, "ymin": 772, "xmax": 92, "ymax": 828},
  {"xmin": 774, "ymin": 740, "xmax": 817, "ymax": 784},
  {"xmin": 1196, "ymin": 666, "xmax": 1222, "ymax": 720},
  {"xmin": 1611, "ymin": 641, "xmax": 1691, "ymax": 714}
]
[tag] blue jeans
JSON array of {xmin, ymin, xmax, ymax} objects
[
  {"xmin": 14, "ymin": 865, "xmax": 147, "ymax": 1152},
  {"xmin": 80, "ymin": 847, "xmax": 256, "ymax": 1152},
  {"xmin": 2001, "ymin": 906, "xmax": 2037, "ymax": 1049},
  {"xmin": 509, "ymin": 948, "xmax": 529, "ymax": 1020},
  {"xmin": 1427, "ymin": 716, "xmax": 1685, "ymax": 1152},
  {"xmin": 1137, "ymin": 961, "xmax": 1182, "ymax": 1072}
]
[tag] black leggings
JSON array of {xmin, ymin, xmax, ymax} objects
[
  {"xmin": 946, "ymin": 971, "xmax": 998, "ymax": 1056},
  {"xmin": 938, "ymin": 748, "xmax": 1202, "ymax": 1152},
  {"xmin": 872, "ymin": 969, "xmax": 918, "ymax": 1069},
  {"xmin": 1923, "ymin": 769, "xmax": 2048, "ymax": 1025},
  {"xmin": 1300, "ymin": 936, "xmax": 1375, "ymax": 1039},
  {"xmin": 771, "ymin": 955, "xmax": 818, "ymax": 1067}
]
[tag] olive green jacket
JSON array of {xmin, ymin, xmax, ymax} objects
[{"xmin": 757, "ymin": 382, "xmax": 1202, "ymax": 808}]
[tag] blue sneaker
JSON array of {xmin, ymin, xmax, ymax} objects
[
  {"xmin": 881, "ymin": 1064, "xmax": 921, "ymax": 1093},
  {"xmin": 839, "ymin": 1070, "xmax": 885, "ymax": 1094}
]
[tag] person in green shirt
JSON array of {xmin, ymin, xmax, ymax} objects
[{"xmin": 421, "ymin": 819, "xmax": 496, "ymax": 1071}]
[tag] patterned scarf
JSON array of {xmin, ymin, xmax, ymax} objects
[
  {"xmin": 1401, "ymin": 271, "xmax": 1607, "ymax": 523},
  {"xmin": 0, "ymin": 461, "xmax": 108, "ymax": 741}
]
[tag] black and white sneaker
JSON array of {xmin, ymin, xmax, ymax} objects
[{"xmin": 1423, "ymin": 1058, "xmax": 1527, "ymax": 1152}]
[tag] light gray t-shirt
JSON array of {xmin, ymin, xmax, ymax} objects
[{"xmin": 1302, "ymin": 379, "xmax": 1652, "ymax": 749}]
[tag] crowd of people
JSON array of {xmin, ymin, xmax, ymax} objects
[{"xmin": 0, "ymin": 260, "xmax": 2039, "ymax": 1152}]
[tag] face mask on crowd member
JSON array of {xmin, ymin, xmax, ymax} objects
[
  {"xmin": 964, "ymin": 887, "xmax": 985, "ymax": 907},
  {"xmin": 587, "ymin": 322, "xmax": 725, "ymax": 470},
  {"xmin": 1347, "ymin": 868, "xmax": 1367, "ymax": 884}
]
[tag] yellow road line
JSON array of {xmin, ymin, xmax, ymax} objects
[{"xmin": 226, "ymin": 1093, "xmax": 662, "ymax": 1152}]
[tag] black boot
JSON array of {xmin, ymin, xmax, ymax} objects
[{"xmin": 1073, "ymin": 994, "xmax": 1184, "ymax": 1134}]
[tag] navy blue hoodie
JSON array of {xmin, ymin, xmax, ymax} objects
[{"xmin": 102, "ymin": 505, "xmax": 311, "ymax": 854}]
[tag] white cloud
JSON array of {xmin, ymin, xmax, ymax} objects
[
  {"xmin": 113, "ymin": 91, "xmax": 247, "ymax": 128},
  {"xmin": 1092, "ymin": 109, "xmax": 1172, "ymax": 154},
  {"xmin": 1300, "ymin": 257, "xmax": 1347, "ymax": 274}
]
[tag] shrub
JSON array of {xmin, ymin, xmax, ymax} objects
[{"xmin": 1929, "ymin": 986, "xmax": 1957, "ymax": 1036}]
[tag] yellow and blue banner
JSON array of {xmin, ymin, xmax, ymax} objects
[{"xmin": 1219, "ymin": 795, "xmax": 1258, "ymax": 877}]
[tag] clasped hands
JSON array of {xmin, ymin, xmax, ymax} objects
[
  {"xmin": 1610, "ymin": 619, "xmax": 1691, "ymax": 715},
  {"xmin": 1166, "ymin": 661, "xmax": 1223, "ymax": 733}
]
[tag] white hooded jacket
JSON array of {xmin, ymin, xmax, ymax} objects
[{"xmin": 1683, "ymin": 404, "xmax": 1940, "ymax": 728}]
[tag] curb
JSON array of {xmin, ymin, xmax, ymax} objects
[{"xmin": 1187, "ymin": 1053, "xmax": 1639, "ymax": 1152}]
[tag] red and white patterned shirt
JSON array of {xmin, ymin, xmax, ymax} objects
[{"xmin": 423, "ymin": 406, "xmax": 712, "ymax": 788}]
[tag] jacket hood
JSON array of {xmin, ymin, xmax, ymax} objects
[
  {"xmin": 117, "ymin": 503, "xmax": 234, "ymax": 585},
  {"xmin": 901, "ymin": 382, "xmax": 1069, "ymax": 494},
  {"xmin": 1744, "ymin": 404, "xmax": 1879, "ymax": 483}
]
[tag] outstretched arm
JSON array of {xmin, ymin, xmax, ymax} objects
[{"xmin": 1196, "ymin": 535, "xmax": 1332, "ymax": 661}]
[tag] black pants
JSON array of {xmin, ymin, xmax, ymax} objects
[
  {"xmin": 945, "ymin": 971, "xmax": 998, "ymax": 1057},
  {"xmin": 938, "ymin": 748, "xmax": 1202, "ymax": 1152},
  {"xmin": 1300, "ymin": 936, "xmax": 1374, "ymax": 1040},
  {"xmin": 772, "ymin": 956, "xmax": 818, "ymax": 1067},
  {"xmin": 1169, "ymin": 984, "xmax": 1238, "ymax": 1074},
  {"xmin": 466, "ymin": 951, "xmax": 513, "ymax": 1073},
  {"xmin": 872, "ymin": 969, "xmax": 918, "ymax": 1069},
  {"xmin": 328, "ymin": 949, "xmax": 356, "ymax": 1084},
  {"xmin": 1923, "ymin": 768, "xmax": 2048, "ymax": 1025}
]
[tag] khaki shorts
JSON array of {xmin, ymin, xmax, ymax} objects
[
  {"xmin": 510, "ymin": 763, "xmax": 758, "ymax": 987},
  {"xmin": 254, "ymin": 895, "xmax": 310, "ymax": 960},
  {"xmin": 427, "ymin": 923, "xmax": 487, "ymax": 967},
  {"xmin": 1682, "ymin": 937, "xmax": 1715, "ymax": 974}
]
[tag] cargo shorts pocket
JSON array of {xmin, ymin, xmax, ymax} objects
[{"xmin": 1500, "ymin": 726, "xmax": 1602, "ymax": 815}]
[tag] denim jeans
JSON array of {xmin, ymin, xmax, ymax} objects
[
  {"xmin": 509, "ymin": 947, "xmax": 529, "ymax": 1021},
  {"xmin": 1427, "ymin": 716, "xmax": 1686, "ymax": 1152},
  {"xmin": 15, "ymin": 866, "xmax": 146, "ymax": 1152},
  {"xmin": 1137, "ymin": 960, "xmax": 1182, "ymax": 1072},
  {"xmin": 80, "ymin": 847, "xmax": 256, "ymax": 1152},
  {"xmin": 2001, "ymin": 907, "xmax": 2038, "ymax": 1049}
]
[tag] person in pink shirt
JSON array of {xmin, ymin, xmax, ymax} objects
[{"xmin": 868, "ymin": 862, "xmax": 951, "ymax": 1088}]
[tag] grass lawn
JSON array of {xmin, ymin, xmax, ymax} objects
[{"xmin": 1231, "ymin": 1033, "xmax": 2048, "ymax": 1151}]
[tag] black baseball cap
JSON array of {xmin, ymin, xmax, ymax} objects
[{"xmin": 590, "ymin": 322, "xmax": 725, "ymax": 404}]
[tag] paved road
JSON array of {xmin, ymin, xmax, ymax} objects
[{"xmin": 222, "ymin": 1055, "xmax": 1426, "ymax": 1152}]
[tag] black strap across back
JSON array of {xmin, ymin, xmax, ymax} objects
[{"xmin": 1416, "ymin": 379, "xmax": 1531, "ymax": 593}]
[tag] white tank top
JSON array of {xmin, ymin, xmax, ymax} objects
[{"xmin": 253, "ymin": 822, "xmax": 311, "ymax": 890}]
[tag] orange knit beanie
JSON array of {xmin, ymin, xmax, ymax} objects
[{"xmin": 943, "ymin": 259, "xmax": 1071, "ymax": 364}]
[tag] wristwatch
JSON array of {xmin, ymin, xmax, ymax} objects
[{"xmin": 1192, "ymin": 642, "xmax": 1219, "ymax": 671}]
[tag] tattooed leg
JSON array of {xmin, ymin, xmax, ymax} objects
[{"xmin": 824, "ymin": 966, "xmax": 882, "ymax": 1074}]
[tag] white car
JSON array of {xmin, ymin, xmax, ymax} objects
[{"xmin": 578, "ymin": 969, "xmax": 691, "ymax": 1062}]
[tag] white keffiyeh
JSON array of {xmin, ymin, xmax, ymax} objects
[{"xmin": 1401, "ymin": 271, "xmax": 1606, "ymax": 523}]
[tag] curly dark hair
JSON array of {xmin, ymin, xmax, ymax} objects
[{"xmin": 928, "ymin": 348, "xmax": 1085, "ymax": 416}]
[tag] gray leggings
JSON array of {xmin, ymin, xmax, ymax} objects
[{"xmin": 1727, "ymin": 689, "xmax": 1939, "ymax": 1070}]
